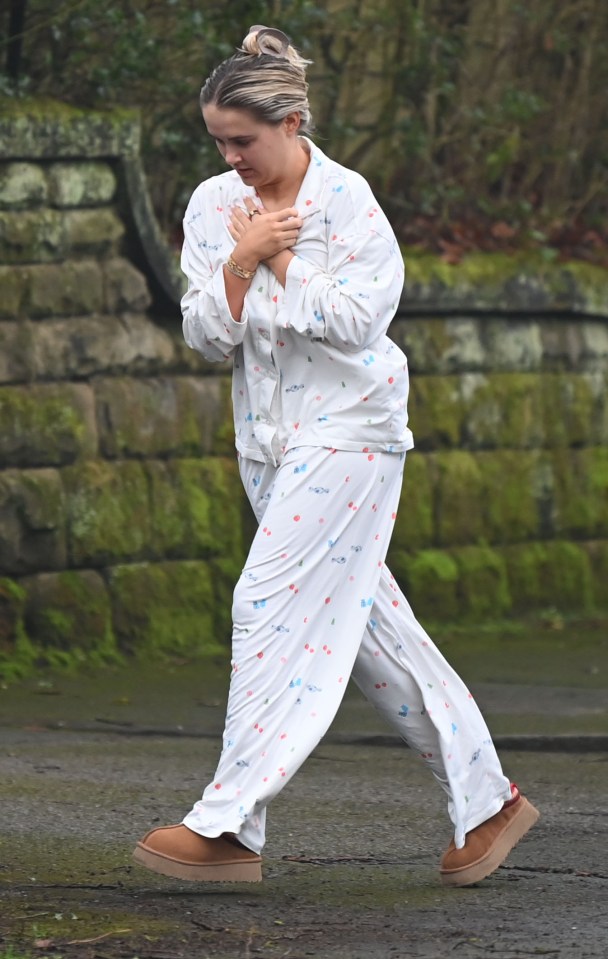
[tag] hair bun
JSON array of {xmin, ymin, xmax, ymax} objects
[{"xmin": 243, "ymin": 24, "xmax": 291, "ymax": 58}]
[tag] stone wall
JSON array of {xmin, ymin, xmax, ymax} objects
[{"xmin": 1, "ymin": 100, "xmax": 607, "ymax": 678}]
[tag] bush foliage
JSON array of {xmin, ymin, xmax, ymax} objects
[{"xmin": 2, "ymin": 0, "xmax": 607, "ymax": 259}]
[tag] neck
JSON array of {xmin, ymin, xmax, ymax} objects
[{"xmin": 257, "ymin": 138, "xmax": 310, "ymax": 209}]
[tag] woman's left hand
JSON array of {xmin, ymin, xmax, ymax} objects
[{"xmin": 229, "ymin": 198, "xmax": 267, "ymax": 240}]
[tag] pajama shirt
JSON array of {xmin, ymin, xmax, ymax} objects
[{"xmin": 180, "ymin": 138, "xmax": 511, "ymax": 854}]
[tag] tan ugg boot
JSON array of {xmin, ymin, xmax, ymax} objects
[
  {"xmin": 133, "ymin": 824, "xmax": 262, "ymax": 882},
  {"xmin": 439, "ymin": 786, "xmax": 539, "ymax": 887}
]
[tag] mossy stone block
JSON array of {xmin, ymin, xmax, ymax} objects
[
  {"xmin": 108, "ymin": 560, "xmax": 224, "ymax": 657},
  {"xmin": 504, "ymin": 541, "xmax": 593, "ymax": 612},
  {"xmin": 0, "ymin": 99, "xmax": 141, "ymax": 159},
  {"xmin": 408, "ymin": 376, "xmax": 463, "ymax": 450},
  {"xmin": 212, "ymin": 374, "xmax": 240, "ymax": 456},
  {"xmin": 0, "ymin": 209, "xmax": 66, "ymax": 263},
  {"xmin": 0, "ymin": 468, "xmax": 66, "ymax": 575},
  {"xmin": 430, "ymin": 451, "xmax": 484, "ymax": 546},
  {"xmin": 96, "ymin": 376, "xmax": 225, "ymax": 459},
  {"xmin": 390, "ymin": 548, "xmax": 461, "ymax": 621},
  {"xmin": 63, "ymin": 460, "xmax": 150, "ymax": 566},
  {"xmin": 481, "ymin": 319, "xmax": 543, "ymax": 372},
  {"xmin": 64, "ymin": 209, "xmax": 124, "ymax": 253},
  {"xmin": 209, "ymin": 555, "xmax": 242, "ymax": 641},
  {"xmin": 552, "ymin": 448, "xmax": 608, "ymax": 538},
  {"xmin": 102, "ymin": 257, "xmax": 152, "ymax": 312},
  {"xmin": 28, "ymin": 261, "xmax": 104, "ymax": 316},
  {"xmin": 0, "ymin": 576, "xmax": 26, "ymax": 653},
  {"xmin": 543, "ymin": 373, "xmax": 597, "ymax": 448},
  {"xmin": 540, "ymin": 319, "xmax": 585, "ymax": 371},
  {"xmin": 394, "ymin": 316, "xmax": 485, "ymax": 374},
  {"xmin": 582, "ymin": 541, "xmax": 608, "ymax": 610},
  {"xmin": 580, "ymin": 321, "xmax": 608, "ymax": 367},
  {"xmin": 451, "ymin": 545, "xmax": 511, "ymax": 619},
  {"xmin": 147, "ymin": 457, "xmax": 245, "ymax": 562},
  {"xmin": 47, "ymin": 161, "xmax": 117, "ymax": 206},
  {"xmin": 477, "ymin": 450, "xmax": 543, "ymax": 544},
  {"xmin": 0, "ymin": 162, "xmax": 48, "ymax": 208},
  {"xmin": 0, "ymin": 322, "xmax": 35, "ymax": 383},
  {"xmin": 0, "ymin": 577, "xmax": 34, "ymax": 680},
  {"xmin": 32, "ymin": 313, "xmax": 175, "ymax": 380},
  {"xmin": 145, "ymin": 461, "xmax": 189, "ymax": 557},
  {"xmin": 392, "ymin": 452, "xmax": 433, "ymax": 550},
  {"xmin": 460, "ymin": 372, "xmax": 545, "ymax": 449},
  {"xmin": 0, "ymin": 383, "xmax": 97, "ymax": 468},
  {"xmin": 0, "ymin": 266, "xmax": 27, "ymax": 317},
  {"xmin": 23, "ymin": 570, "xmax": 117, "ymax": 664},
  {"xmin": 400, "ymin": 250, "xmax": 608, "ymax": 316},
  {"xmin": 584, "ymin": 370, "xmax": 608, "ymax": 444}
]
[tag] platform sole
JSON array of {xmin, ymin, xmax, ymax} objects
[
  {"xmin": 132, "ymin": 843, "xmax": 262, "ymax": 883},
  {"xmin": 440, "ymin": 796, "xmax": 540, "ymax": 887}
]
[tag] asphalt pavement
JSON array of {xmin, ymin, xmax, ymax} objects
[{"xmin": 0, "ymin": 650, "xmax": 607, "ymax": 959}]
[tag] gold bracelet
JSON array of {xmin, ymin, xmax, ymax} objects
[{"xmin": 225, "ymin": 255, "xmax": 256, "ymax": 280}]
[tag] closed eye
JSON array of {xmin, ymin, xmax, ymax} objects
[{"xmin": 213, "ymin": 138, "xmax": 253, "ymax": 148}]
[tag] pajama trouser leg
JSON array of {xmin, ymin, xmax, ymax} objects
[
  {"xmin": 183, "ymin": 446, "xmax": 405, "ymax": 854},
  {"xmin": 351, "ymin": 566, "xmax": 512, "ymax": 849}
]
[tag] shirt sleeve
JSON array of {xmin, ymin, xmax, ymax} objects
[
  {"xmin": 180, "ymin": 190, "xmax": 249, "ymax": 362},
  {"xmin": 278, "ymin": 177, "xmax": 405, "ymax": 352}
]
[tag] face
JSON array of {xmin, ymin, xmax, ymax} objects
[{"xmin": 202, "ymin": 104, "xmax": 301, "ymax": 189}]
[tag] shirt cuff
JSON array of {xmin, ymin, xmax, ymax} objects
[{"xmin": 212, "ymin": 264, "xmax": 249, "ymax": 338}]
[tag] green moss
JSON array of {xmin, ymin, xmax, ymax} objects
[
  {"xmin": 0, "ymin": 97, "xmax": 137, "ymax": 122},
  {"xmin": 392, "ymin": 548, "xmax": 461, "ymax": 621},
  {"xmin": 23, "ymin": 570, "xmax": 118, "ymax": 668},
  {"xmin": 212, "ymin": 374, "xmax": 239, "ymax": 455},
  {"xmin": 0, "ymin": 578, "xmax": 35, "ymax": 681},
  {"xmin": 63, "ymin": 460, "xmax": 150, "ymax": 566},
  {"xmin": 390, "ymin": 317, "xmax": 456, "ymax": 374},
  {"xmin": 403, "ymin": 250, "xmax": 530, "ymax": 289},
  {"xmin": 461, "ymin": 372, "xmax": 545, "ymax": 449},
  {"xmin": 108, "ymin": 560, "xmax": 224, "ymax": 657},
  {"xmin": 210, "ymin": 555, "xmax": 242, "ymax": 641},
  {"xmin": 179, "ymin": 457, "xmax": 245, "ymax": 560},
  {"xmin": 402, "ymin": 249, "xmax": 608, "ymax": 316},
  {"xmin": 0, "ymin": 384, "xmax": 93, "ymax": 467},
  {"xmin": 562, "ymin": 259, "xmax": 608, "ymax": 314},
  {"xmin": 392, "ymin": 452, "xmax": 434, "ymax": 550},
  {"xmin": 0, "ymin": 98, "xmax": 141, "ymax": 160},
  {"xmin": 582, "ymin": 541, "xmax": 608, "ymax": 610},
  {"xmin": 477, "ymin": 450, "xmax": 543, "ymax": 543},
  {"xmin": 147, "ymin": 456, "xmax": 245, "ymax": 564},
  {"xmin": 452, "ymin": 545, "xmax": 511, "ymax": 619},
  {"xmin": 541, "ymin": 373, "xmax": 597, "ymax": 448},
  {"xmin": 504, "ymin": 541, "xmax": 593, "ymax": 613},
  {"xmin": 408, "ymin": 376, "xmax": 463, "ymax": 449},
  {"xmin": 552, "ymin": 447, "xmax": 608, "ymax": 538},
  {"xmin": 430, "ymin": 451, "xmax": 484, "ymax": 546}
]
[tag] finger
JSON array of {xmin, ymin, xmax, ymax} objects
[
  {"xmin": 275, "ymin": 207, "xmax": 300, "ymax": 221},
  {"xmin": 243, "ymin": 198, "xmax": 263, "ymax": 218},
  {"xmin": 230, "ymin": 206, "xmax": 250, "ymax": 224}
]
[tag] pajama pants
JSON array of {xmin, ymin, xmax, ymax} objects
[{"xmin": 183, "ymin": 446, "xmax": 511, "ymax": 854}]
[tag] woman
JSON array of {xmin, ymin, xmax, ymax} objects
[{"xmin": 133, "ymin": 25, "xmax": 539, "ymax": 887}]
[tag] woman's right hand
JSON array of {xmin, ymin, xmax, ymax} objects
[{"xmin": 228, "ymin": 204, "xmax": 302, "ymax": 271}]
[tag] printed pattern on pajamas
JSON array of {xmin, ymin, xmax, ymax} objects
[{"xmin": 183, "ymin": 447, "xmax": 512, "ymax": 854}]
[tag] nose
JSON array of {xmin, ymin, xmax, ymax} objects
[{"xmin": 225, "ymin": 146, "xmax": 243, "ymax": 167}]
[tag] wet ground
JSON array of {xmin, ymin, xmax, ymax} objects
[{"xmin": 1, "ymin": 621, "xmax": 607, "ymax": 959}]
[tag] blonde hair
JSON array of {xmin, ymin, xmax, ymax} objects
[{"xmin": 200, "ymin": 26, "xmax": 314, "ymax": 133}]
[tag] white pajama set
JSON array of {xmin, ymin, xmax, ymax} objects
[{"xmin": 180, "ymin": 138, "xmax": 512, "ymax": 855}]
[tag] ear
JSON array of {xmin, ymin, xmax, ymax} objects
[{"xmin": 283, "ymin": 112, "xmax": 302, "ymax": 135}]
